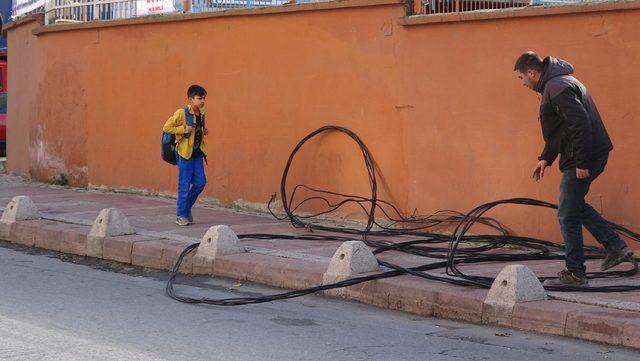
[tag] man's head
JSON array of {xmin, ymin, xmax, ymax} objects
[
  {"xmin": 187, "ymin": 84, "xmax": 207, "ymax": 110},
  {"xmin": 514, "ymin": 51, "xmax": 544, "ymax": 91}
]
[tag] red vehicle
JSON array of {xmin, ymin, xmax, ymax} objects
[{"xmin": 0, "ymin": 57, "xmax": 6, "ymax": 157}]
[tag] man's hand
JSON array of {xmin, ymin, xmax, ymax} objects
[
  {"xmin": 576, "ymin": 168, "xmax": 590, "ymax": 179},
  {"xmin": 185, "ymin": 125, "xmax": 193, "ymax": 133},
  {"xmin": 532, "ymin": 160, "xmax": 548, "ymax": 181},
  {"xmin": 204, "ymin": 128, "xmax": 209, "ymax": 136}
]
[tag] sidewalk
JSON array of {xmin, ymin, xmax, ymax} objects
[{"xmin": 1, "ymin": 174, "xmax": 639, "ymax": 349}]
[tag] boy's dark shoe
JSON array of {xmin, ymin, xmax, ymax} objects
[
  {"xmin": 187, "ymin": 215, "xmax": 193, "ymax": 223},
  {"xmin": 543, "ymin": 269, "xmax": 588, "ymax": 287},
  {"xmin": 601, "ymin": 246, "xmax": 634, "ymax": 271},
  {"xmin": 176, "ymin": 217, "xmax": 190, "ymax": 226}
]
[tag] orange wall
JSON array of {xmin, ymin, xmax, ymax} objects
[
  {"xmin": 6, "ymin": 15, "xmax": 90, "ymax": 184},
  {"xmin": 6, "ymin": 17, "xmax": 40, "ymax": 177},
  {"xmin": 5, "ymin": 2, "xmax": 640, "ymax": 249}
]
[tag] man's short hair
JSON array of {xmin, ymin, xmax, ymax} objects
[
  {"xmin": 514, "ymin": 51, "xmax": 544, "ymax": 73},
  {"xmin": 187, "ymin": 84, "xmax": 207, "ymax": 98}
]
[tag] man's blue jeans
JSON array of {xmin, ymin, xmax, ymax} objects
[
  {"xmin": 177, "ymin": 154, "xmax": 206, "ymax": 218},
  {"xmin": 558, "ymin": 154, "xmax": 626, "ymax": 276}
]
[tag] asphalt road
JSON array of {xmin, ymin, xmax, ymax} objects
[{"xmin": 0, "ymin": 241, "xmax": 638, "ymax": 361}]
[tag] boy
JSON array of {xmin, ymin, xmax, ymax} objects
[{"xmin": 163, "ymin": 85, "xmax": 209, "ymax": 226}]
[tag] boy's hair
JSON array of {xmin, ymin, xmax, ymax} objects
[
  {"xmin": 187, "ymin": 84, "xmax": 207, "ymax": 98},
  {"xmin": 514, "ymin": 51, "xmax": 544, "ymax": 73}
]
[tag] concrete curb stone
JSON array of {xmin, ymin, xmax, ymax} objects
[{"xmin": 1, "ymin": 215, "xmax": 640, "ymax": 349}]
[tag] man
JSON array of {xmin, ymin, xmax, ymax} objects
[{"xmin": 514, "ymin": 51, "xmax": 634, "ymax": 286}]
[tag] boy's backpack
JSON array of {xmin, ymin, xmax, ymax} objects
[
  {"xmin": 161, "ymin": 132, "xmax": 177, "ymax": 165},
  {"xmin": 161, "ymin": 106, "xmax": 195, "ymax": 165}
]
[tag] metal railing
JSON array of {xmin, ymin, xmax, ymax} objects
[
  {"xmin": 11, "ymin": 0, "xmax": 46, "ymax": 19},
  {"xmin": 39, "ymin": 0, "xmax": 317, "ymax": 24},
  {"xmin": 420, "ymin": 0, "xmax": 607, "ymax": 14},
  {"xmin": 191, "ymin": 0, "xmax": 324, "ymax": 12},
  {"xmin": 16, "ymin": 0, "xmax": 614, "ymax": 24},
  {"xmin": 44, "ymin": 0, "xmax": 135, "ymax": 24},
  {"xmin": 530, "ymin": 0, "xmax": 604, "ymax": 4},
  {"xmin": 422, "ymin": 0, "xmax": 530, "ymax": 13},
  {"xmin": 188, "ymin": 0, "xmax": 289, "ymax": 13}
]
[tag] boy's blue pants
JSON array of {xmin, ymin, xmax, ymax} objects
[{"xmin": 177, "ymin": 154, "xmax": 206, "ymax": 218}]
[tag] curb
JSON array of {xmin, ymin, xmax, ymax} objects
[{"xmin": 1, "ymin": 218, "xmax": 639, "ymax": 349}]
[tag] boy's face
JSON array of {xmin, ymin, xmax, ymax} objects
[{"xmin": 189, "ymin": 95, "xmax": 206, "ymax": 110}]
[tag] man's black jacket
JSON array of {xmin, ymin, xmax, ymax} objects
[{"xmin": 536, "ymin": 57, "xmax": 613, "ymax": 171}]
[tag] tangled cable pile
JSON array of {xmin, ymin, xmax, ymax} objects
[{"xmin": 167, "ymin": 126, "xmax": 640, "ymax": 305}]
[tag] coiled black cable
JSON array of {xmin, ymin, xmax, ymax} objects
[{"xmin": 166, "ymin": 126, "xmax": 640, "ymax": 305}]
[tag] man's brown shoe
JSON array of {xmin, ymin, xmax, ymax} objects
[
  {"xmin": 601, "ymin": 246, "xmax": 634, "ymax": 271},
  {"xmin": 543, "ymin": 269, "xmax": 588, "ymax": 287}
]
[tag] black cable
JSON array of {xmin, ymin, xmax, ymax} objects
[
  {"xmin": 277, "ymin": 126, "xmax": 378, "ymax": 236},
  {"xmin": 167, "ymin": 126, "xmax": 640, "ymax": 306}
]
